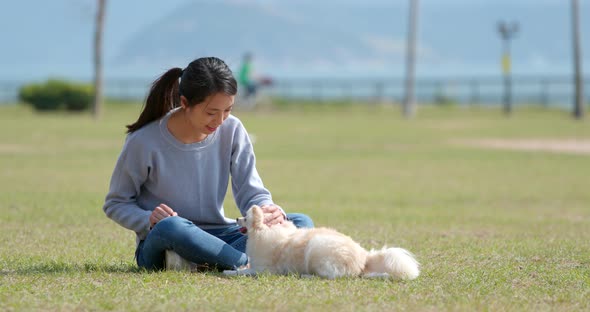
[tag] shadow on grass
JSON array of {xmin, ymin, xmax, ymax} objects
[{"xmin": 4, "ymin": 260, "xmax": 144, "ymax": 275}]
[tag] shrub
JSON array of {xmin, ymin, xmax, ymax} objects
[
  {"xmin": 19, "ymin": 79, "xmax": 94, "ymax": 111},
  {"xmin": 63, "ymin": 84, "xmax": 93, "ymax": 111}
]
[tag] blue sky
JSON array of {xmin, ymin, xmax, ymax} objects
[{"xmin": 0, "ymin": 0, "xmax": 587, "ymax": 81}]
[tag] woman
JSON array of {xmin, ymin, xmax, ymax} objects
[{"xmin": 103, "ymin": 57, "xmax": 313, "ymax": 270}]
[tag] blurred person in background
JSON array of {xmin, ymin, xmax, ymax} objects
[
  {"xmin": 238, "ymin": 52, "xmax": 256, "ymax": 100},
  {"xmin": 237, "ymin": 52, "xmax": 272, "ymax": 109},
  {"xmin": 103, "ymin": 56, "xmax": 313, "ymax": 271}
]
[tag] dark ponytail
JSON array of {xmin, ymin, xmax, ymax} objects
[
  {"xmin": 126, "ymin": 68, "xmax": 183, "ymax": 133},
  {"xmin": 126, "ymin": 57, "xmax": 237, "ymax": 133}
]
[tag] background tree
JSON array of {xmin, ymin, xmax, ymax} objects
[
  {"xmin": 572, "ymin": 0, "xmax": 584, "ymax": 119},
  {"xmin": 403, "ymin": 0, "xmax": 419, "ymax": 118},
  {"xmin": 93, "ymin": 0, "xmax": 106, "ymax": 120}
]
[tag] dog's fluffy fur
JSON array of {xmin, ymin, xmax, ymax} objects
[{"xmin": 236, "ymin": 205, "xmax": 420, "ymax": 279}]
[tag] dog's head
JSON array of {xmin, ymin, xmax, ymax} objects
[{"xmin": 236, "ymin": 205, "xmax": 267, "ymax": 234}]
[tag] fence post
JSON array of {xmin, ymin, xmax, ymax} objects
[
  {"xmin": 433, "ymin": 80, "xmax": 443, "ymax": 104},
  {"xmin": 281, "ymin": 81, "xmax": 291, "ymax": 100},
  {"xmin": 540, "ymin": 78, "xmax": 549, "ymax": 107},
  {"xmin": 469, "ymin": 79, "xmax": 479, "ymax": 106},
  {"xmin": 374, "ymin": 81, "xmax": 384, "ymax": 105},
  {"xmin": 343, "ymin": 82, "xmax": 352, "ymax": 101},
  {"xmin": 312, "ymin": 80, "xmax": 322, "ymax": 102}
]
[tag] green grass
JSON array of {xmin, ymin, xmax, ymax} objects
[{"xmin": 1, "ymin": 102, "xmax": 589, "ymax": 311}]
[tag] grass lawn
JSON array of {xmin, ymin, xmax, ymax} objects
[{"xmin": 0, "ymin": 102, "xmax": 589, "ymax": 311}]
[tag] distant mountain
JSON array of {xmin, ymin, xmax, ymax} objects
[
  {"xmin": 111, "ymin": 1, "xmax": 409, "ymax": 77},
  {"xmin": 111, "ymin": 0, "xmax": 590, "ymax": 78}
]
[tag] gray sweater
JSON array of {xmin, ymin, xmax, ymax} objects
[{"xmin": 103, "ymin": 110, "xmax": 275, "ymax": 242}]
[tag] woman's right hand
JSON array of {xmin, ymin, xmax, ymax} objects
[{"xmin": 149, "ymin": 203, "xmax": 178, "ymax": 229}]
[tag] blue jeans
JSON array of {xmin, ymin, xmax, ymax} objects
[{"xmin": 136, "ymin": 213, "xmax": 314, "ymax": 270}]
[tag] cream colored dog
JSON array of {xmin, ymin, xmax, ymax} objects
[{"xmin": 236, "ymin": 205, "xmax": 420, "ymax": 279}]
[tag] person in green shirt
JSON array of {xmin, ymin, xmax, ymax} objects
[{"xmin": 238, "ymin": 52, "xmax": 257, "ymax": 99}]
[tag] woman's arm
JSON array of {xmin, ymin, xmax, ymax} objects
[
  {"xmin": 103, "ymin": 137, "xmax": 152, "ymax": 240},
  {"xmin": 229, "ymin": 121, "xmax": 285, "ymax": 219}
]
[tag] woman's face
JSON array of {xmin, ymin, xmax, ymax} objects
[{"xmin": 181, "ymin": 93, "xmax": 234, "ymax": 137}]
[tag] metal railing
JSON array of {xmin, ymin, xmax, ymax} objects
[
  {"xmin": 1, "ymin": 75, "xmax": 588, "ymax": 108},
  {"xmin": 267, "ymin": 76, "xmax": 589, "ymax": 108}
]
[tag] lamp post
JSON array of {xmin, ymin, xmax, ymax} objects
[{"xmin": 497, "ymin": 21, "xmax": 518, "ymax": 115}]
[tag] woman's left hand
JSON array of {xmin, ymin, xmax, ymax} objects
[{"xmin": 260, "ymin": 204, "xmax": 285, "ymax": 226}]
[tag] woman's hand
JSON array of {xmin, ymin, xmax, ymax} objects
[
  {"xmin": 149, "ymin": 203, "xmax": 178, "ymax": 229},
  {"xmin": 261, "ymin": 204, "xmax": 285, "ymax": 226}
]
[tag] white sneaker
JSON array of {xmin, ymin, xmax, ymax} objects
[
  {"xmin": 164, "ymin": 250, "xmax": 213, "ymax": 272},
  {"xmin": 164, "ymin": 250, "xmax": 192, "ymax": 271}
]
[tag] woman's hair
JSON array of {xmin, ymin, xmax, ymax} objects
[{"xmin": 126, "ymin": 57, "xmax": 238, "ymax": 133}]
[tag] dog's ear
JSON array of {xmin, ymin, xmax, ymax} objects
[
  {"xmin": 247, "ymin": 205, "xmax": 260, "ymax": 219},
  {"xmin": 251, "ymin": 205, "xmax": 265, "ymax": 230}
]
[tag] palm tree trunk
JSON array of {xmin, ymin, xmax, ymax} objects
[
  {"xmin": 572, "ymin": 0, "xmax": 584, "ymax": 119},
  {"xmin": 93, "ymin": 0, "xmax": 106, "ymax": 120},
  {"xmin": 403, "ymin": 0, "xmax": 419, "ymax": 118}
]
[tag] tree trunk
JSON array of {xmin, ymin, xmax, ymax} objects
[
  {"xmin": 93, "ymin": 0, "xmax": 106, "ymax": 120},
  {"xmin": 403, "ymin": 0, "xmax": 419, "ymax": 118},
  {"xmin": 572, "ymin": 0, "xmax": 584, "ymax": 119}
]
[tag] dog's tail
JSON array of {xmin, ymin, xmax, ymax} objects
[{"xmin": 363, "ymin": 247, "xmax": 420, "ymax": 280}]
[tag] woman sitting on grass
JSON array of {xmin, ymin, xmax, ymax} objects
[{"xmin": 103, "ymin": 57, "xmax": 313, "ymax": 270}]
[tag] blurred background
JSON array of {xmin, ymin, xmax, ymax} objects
[
  {"xmin": 2, "ymin": 3, "xmax": 590, "ymax": 310},
  {"xmin": 0, "ymin": 0, "xmax": 588, "ymax": 112}
]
